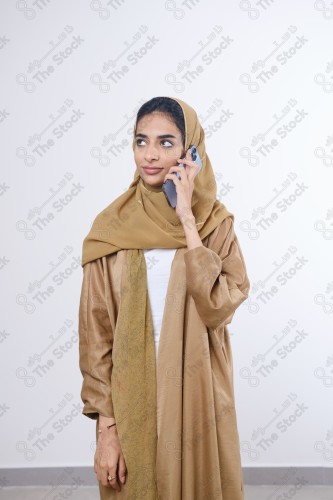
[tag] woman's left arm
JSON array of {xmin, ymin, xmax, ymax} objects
[{"xmin": 183, "ymin": 216, "xmax": 250, "ymax": 330}]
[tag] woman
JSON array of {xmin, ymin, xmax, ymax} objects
[{"xmin": 78, "ymin": 96, "xmax": 250, "ymax": 500}]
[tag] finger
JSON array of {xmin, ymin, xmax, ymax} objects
[
  {"xmin": 177, "ymin": 158, "xmax": 198, "ymax": 170},
  {"xmin": 164, "ymin": 173, "xmax": 181, "ymax": 184},
  {"xmin": 118, "ymin": 454, "xmax": 127, "ymax": 484},
  {"xmin": 94, "ymin": 455, "xmax": 102, "ymax": 482},
  {"xmin": 169, "ymin": 166, "xmax": 185, "ymax": 172},
  {"xmin": 186, "ymin": 165, "xmax": 199, "ymax": 182},
  {"xmin": 106, "ymin": 469, "xmax": 121, "ymax": 491},
  {"xmin": 179, "ymin": 147, "xmax": 192, "ymax": 163},
  {"xmin": 176, "ymin": 159, "xmax": 198, "ymax": 177},
  {"xmin": 98, "ymin": 459, "xmax": 118, "ymax": 489},
  {"xmin": 177, "ymin": 158, "xmax": 195, "ymax": 166},
  {"xmin": 187, "ymin": 165, "xmax": 199, "ymax": 180},
  {"xmin": 167, "ymin": 167, "xmax": 188, "ymax": 180}
]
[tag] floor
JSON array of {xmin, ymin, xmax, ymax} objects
[{"xmin": 0, "ymin": 485, "xmax": 332, "ymax": 499}]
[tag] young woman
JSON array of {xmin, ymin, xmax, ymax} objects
[{"xmin": 78, "ymin": 96, "xmax": 250, "ymax": 500}]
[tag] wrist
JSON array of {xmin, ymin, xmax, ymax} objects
[
  {"xmin": 180, "ymin": 210, "xmax": 195, "ymax": 228},
  {"xmin": 98, "ymin": 414, "xmax": 116, "ymax": 430}
]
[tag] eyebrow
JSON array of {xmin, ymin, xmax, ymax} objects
[{"xmin": 135, "ymin": 133, "xmax": 177, "ymax": 140}]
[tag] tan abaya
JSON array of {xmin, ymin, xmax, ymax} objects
[{"xmin": 79, "ymin": 214, "xmax": 250, "ymax": 499}]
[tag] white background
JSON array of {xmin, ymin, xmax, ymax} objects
[{"xmin": 0, "ymin": 0, "xmax": 332, "ymax": 472}]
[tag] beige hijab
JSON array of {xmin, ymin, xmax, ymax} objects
[
  {"xmin": 81, "ymin": 97, "xmax": 233, "ymax": 266},
  {"xmin": 81, "ymin": 97, "xmax": 233, "ymax": 498}
]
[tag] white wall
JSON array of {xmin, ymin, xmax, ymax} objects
[{"xmin": 0, "ymin": 0, "xmax": 332, "ymax": 471}]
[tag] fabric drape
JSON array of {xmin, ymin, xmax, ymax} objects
[
  {"xmin": 79, "ymin": 97, "xmax": 250, "ymax": 499},
  {"xmin": 81, "ymin": 97, "xmax": 232, "ymax": 266},
  {"xmin": 79, "ymin": 217, "xmax": 250, "ymax": 499}
]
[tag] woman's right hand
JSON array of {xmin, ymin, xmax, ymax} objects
[{"xmin": 94, "ymin": 416, "xmax": 127, "ymax": 491}]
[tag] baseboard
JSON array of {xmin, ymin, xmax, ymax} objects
[
  {"xmin": 242, "ymin": 466, "xmax": 333, "ymax": 485},
  {"xmin": 0, "ymin": 467, "xmax": 332, "ymax": 487}
]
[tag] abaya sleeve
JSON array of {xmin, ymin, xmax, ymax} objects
[
  {"xmin": 78, "ymin": 258, "xmax": 115, "ymax": 420},
  {"xmin": 184, "ymin": 215, "xmax": 250, "ymax": 330}
]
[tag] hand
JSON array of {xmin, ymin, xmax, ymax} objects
[
  {"xmin": 163, "ymin": 147, "xmax": 200, "ymax": 225},
  {"xmin": 94, "ymin": 421, "xmax": 127, "ymax": 491}
]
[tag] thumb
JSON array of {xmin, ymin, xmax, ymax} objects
[
  {"xmin": 118, "ymin": 454, "xmax": 127, "ymax": 484},
  {"xmin": 186, "ymin": 147, "xmax": 192, "ymax": 160}
]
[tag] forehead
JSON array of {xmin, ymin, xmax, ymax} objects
[{"xmin": 136, "ymin": 112, "xmax": 180, "ymax": 134}]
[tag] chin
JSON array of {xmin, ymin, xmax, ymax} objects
[
  {"xmin": 143, "ymin": 174, "xmax": 163, "ymax": 184},
  {"xmin": 141, "ymin": 175, "xmax": 164, "ymax": 189},
  {"xmin": 148, "ymin": 180, "xmax": 163, "ymax": 188}
]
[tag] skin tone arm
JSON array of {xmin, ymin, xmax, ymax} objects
[
  {"xmin": 98, "ymin": 414, "xmax": 116, "ymax": 429},
  {"xmin": 163, "ymin": 147, "xmax": 204, "ymax": 250},
  {"xmin": 181, "ymin": 212, "xmax": 204, "ymax": 250},
  {"xmin": 95, "ymin": 414, "xmax": 127, "ymax": 491}
]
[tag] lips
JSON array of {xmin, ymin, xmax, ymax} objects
[{"xmin": 142, "ymin": 167, "xmax": 163, "ymax": 175}]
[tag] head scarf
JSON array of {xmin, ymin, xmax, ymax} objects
[
  {"xmin": 81, "ymin": 96, "xmax": 233, "ymax": 266},
  {"xmin": 81, "ymin": 97, "xmax": 233, "ymax": 498}
]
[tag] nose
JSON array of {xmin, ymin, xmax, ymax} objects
[{"xmin": 144, "ymin": 144, "xmax": 159, "ymax": 162}]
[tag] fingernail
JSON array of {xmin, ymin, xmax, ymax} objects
[{"xmin": 121, "ymin": 476, "xmax": 125, "ymax": 484}]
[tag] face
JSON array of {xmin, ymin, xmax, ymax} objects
[{"xmin": 134, "ymin": 111, "xmax": 185, "ymax": 189}]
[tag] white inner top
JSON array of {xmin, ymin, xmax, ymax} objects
[{"xmin": 143, "ymin": 248, "xmax": 177, "ymax": 364}]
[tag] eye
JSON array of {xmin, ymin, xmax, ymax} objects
[{"xmin": 136, "ymin": 139, "xmax": 173, "ymax": 147}]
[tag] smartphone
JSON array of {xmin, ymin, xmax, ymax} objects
[{"xmin": 162, "ymin": 144, "xmax": 202, "ymax": 208}]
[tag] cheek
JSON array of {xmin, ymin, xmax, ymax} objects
[
  {"xmin": 163, "ymin": 149, "xmax": 179, "ymax": 166},
  {"xmin": 133, "ymin": 150, "xmax": 142, "ymax": 165}
]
